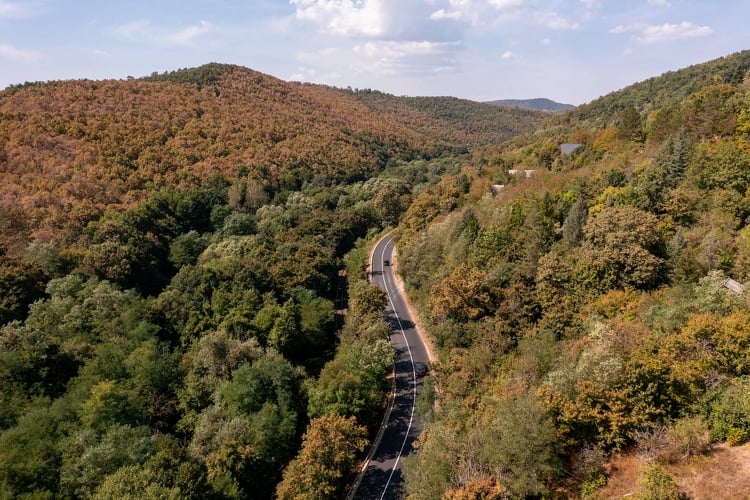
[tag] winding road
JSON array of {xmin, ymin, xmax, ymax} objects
[{"xmin": 347, "ymin": 234, "xmax": 431, "ymax": 500}]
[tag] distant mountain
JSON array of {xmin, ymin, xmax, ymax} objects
[
  {"xmin": 485, "ymin": 98, "xmax": 575, "ymax": 112},
  {"xmin": 349, "ymin": 90, "xmax": 549, "ymax": 148}
]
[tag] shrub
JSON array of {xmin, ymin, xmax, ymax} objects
[
  {"xmin": 576, "ymin": 445, "xmax": 607, "ymax": 498},
  {"xmin": 706, "ymin": 377, "xmax": 750, "ymax": 445},
  {"xmin": 636, "ymin": 464, "xmax": 680, "ymax": 500},
  {"xmin": 665, "ymin": 416, "xmax": 710, "ymax": 461}
]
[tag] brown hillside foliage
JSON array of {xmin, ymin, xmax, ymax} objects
[{"xmin": 0, "ymin": 66, "xmax": 450, "ymax": 248}]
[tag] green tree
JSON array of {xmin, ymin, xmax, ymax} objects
[
  {"xmin": 689, "ymin": 139, "xmax": 750, "ymax": 194},
  {"xmin": 78, "ymin": 380, "xmax": 143, "ymax": 431},
  {"xmin": 562, "ymin": 196, "xmax": 588, "ymax": 246},
  {"xmin": 177, "ymin": 331, "xmax": 263, "ymax": 431},
  {"xmin": 81, "ymin": 216, "xmax": 167, "ymax": 294},
  {"xmin": 0, "ymin": 321, "xmax": 78, "ymax": 403},
  {"xmin": 276, "ymin": 415, "xmax": 368, "ymax": 500},
  {"xmin": 93, "ymin": 464, "xmax": 181, "ymax": 500},
  {"xmin": 218, "ymin": 212, "xmax": 256, "ymax": 237},
  {"xmin": 169, "ymin": 230, "xmax": 209, "ymax": 268},
  {"xmin": 403, "ymin": 420, "xmax": 462, "ymax": 499},
  {"xmin": 348, "ymin": 279, "xmax": 387, "ymax": 319},
  {"xmin": 369, "ymin": 178, "xmax": 412, "ymax": 226},
  {"xmin": 267, "ymin": 299, "xmax": 299, "ymax": 355},
  {"xmin": 580, "ymin": 206, "xmax": 665, "ymax": 289},
  {"xmin": 706, "ymin": 377, "xmax": 750, "ymax": 445},
  {"xmin": 124, "ymin": 339, "xmax": 181, "ymax": 431},
  {"xmin": 0, "ymin": 258, "xmax": 48, "ymax": 326},
  {"xmin": 307, "ymin": 338, "xmax": 393, "ymax": 428},
  {"xmin": 294, "ymin": 289, "xmax": 336, "ymax": 358},
  {"xmin": 431, "ymin": 264, "xmax": 492, "ymax": 321},
  {"xmin": 636, "ymin": 131, "xmax": 691, "ymax": 212},
  {"xmin": 619, "ymin": 105, "xmax": 644, "ymax": 142},
  {"xmin": 480, "ymin": 394, "xmax": 559, "ymax": 497},
  {"xmin": 59, "ymin": 425, "xmax": 155, "ymax": 498},
  {"xmin": 635, "ymin": 464, "xmax": 680, "ymax": 500},
  {"xmin": 211, "ymin": 352, "xmax": 303, "ymax": 493},
  {"xmin": 0, "ymin": 405, "xmax": 61, "ymax": 497}
]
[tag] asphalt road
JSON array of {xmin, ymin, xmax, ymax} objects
[{"xmin": 347, "ymin": 234, "xmax": 431, "ymax": 500}]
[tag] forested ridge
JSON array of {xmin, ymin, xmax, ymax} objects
[
  {"xmin": 1, "ymin": 50, "xmax": 750, "ymax": 499},
  {"xmin": 350, "ymin": 89, "xmax": 548, "ymax": 148},
  {"xmin": 485, "ymin": 98, "xmax": 575, "ymax": 113},
  {"xmin": 0, "ymin": 63, "xmax": 544, "ymax": 254},
  {"xmin": 398, "ymin": 49, "xmax": 750, "ymax": 498}
]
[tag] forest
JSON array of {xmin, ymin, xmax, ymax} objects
[
  {"xmin": 0, "ymin": 62, "xmax": 501, "ymax": 498},
  {"xmin": 399, "ymin": 49, "xmax": 750, "ymax": 498},
  {"xmin": 1, "ymin": 49, "xmax": 750, "ymax": 498}
]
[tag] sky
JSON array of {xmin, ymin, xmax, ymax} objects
[{"xmin": 0, "ymin": 1, "xmax": 748, "ymax": 105}]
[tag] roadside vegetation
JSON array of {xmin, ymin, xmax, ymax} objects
[{"xmin": 399, "ymin": 49, "xmax": 750, "ymax": 498}]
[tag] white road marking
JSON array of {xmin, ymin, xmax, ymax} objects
[
  {"xmin": 346, "ymin": 233, "xmax": 419, "ymax": 500},
  {"xmin": 378, "ymin": 237, "xmax": 418, "ymax": 500}
]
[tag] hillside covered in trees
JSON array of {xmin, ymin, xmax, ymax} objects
[
  {"xmin": 350, "ymin": 89, "xmax": 549, "ymax": 148},
  {"xmin": 398, "ymin": 49, "xmax": 750, "ymax": 498},
  {"xmin": 0, "ymin": 61, "xmax": 533, "ymax": 498},
  {"xmin": 0, "ymin": 64, "xmax": 546, "ymax": 255},
  {"xmin": 0, "ymin": 61, "xmax": 480, "ymax": 498},
  {"xmin": 2, "ymin": 48, "xmax": 750, "ymax": 499},
  {"xmin": 486, "ymin": 98, "xmax": 575, "ymax": 113}
]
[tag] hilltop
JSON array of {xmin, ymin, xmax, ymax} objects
[
  {"xmin": 485, "ymin": 97, "xmax": 575, "ymax": 113},
  {"xmin": 0, "ymin": 63, "xmax": 546, "ymax": 250},
  {"xmin": 570, "ymin": 49, "xmax": 750, "ymax": 125}
]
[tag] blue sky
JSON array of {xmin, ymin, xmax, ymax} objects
[{"xmin": 0, "ymin": 0, "xmax": 748, "ymax": 104}]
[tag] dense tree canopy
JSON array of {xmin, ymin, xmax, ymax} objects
[
  {"xmin": 396, "ymin": 51, "xmax": 750, "ymax": 498},
  {"xmin": 2, "ymin": 50, "xmax": 750, "ymax": 498}
]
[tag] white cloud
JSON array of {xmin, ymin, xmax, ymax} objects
[
  {"xmin": 487, "ymin": 0, "xmax": 523, "ymax": 9},
  {"xmin": 540, "ymin": 37, "xmax": 552, "ymax": 45},
  {"xmin": 113, "ymin": 19, "xmax": 213, "ymax": 47},
  {"xmin": 290, "ymin": 0, "xmax": 388, "ymax": 37},
  {"xmin": 0, "ymin": 43, "xmax": 41, "ymax": 62},
  {"xmin": 501, "ymin": 50, "xmax": 514, "ymax": 59},
  {"xmin": 609, "ymin": 24, "xmax": 633, "ymax": 34},
  {"xmin": 435, "ymin": 0, "xmax": 526, "ymax": 26},
  {"xmin": 291, "ymin": 0, "xmax": 470, "ymax": 42},
  {"xmin": 163, "ymin": 20, "xmax": 212, "ymax": 46},
  {"xmin": 291, "ymin": 0, "xmax": 469, "ymax": 82},
  {"xmin": 430, "ymin": 8, "xmax": 463, "ymax": 21},
  {"xmin": 113, "ymin": 19, "xmax": 148, "ymax": 40},
  {"xmin": 579, "ymin": 0, "xmax": 598, "ymax": 8},
  {"xmin": 638, "ymin": 22, "xmax": 712, "ymax": 43},
  {"xmin": 352, "ymin": 39, "xmax": 461, "ymax": 72},
  {"xmin": 535, "ymin": 11, "xmax": 580, "ymax": 30},
  {"xmin": 648, "ymin": 0, "xmax": 671, "ymax": 6},
  {"xmin": 0, "ymin": 1, "xmax": 35, "ymax": 19},
  {"xmin": 610, "ymin": 21, "xmax": 712, "ymax": 44},
  {"xmin": 290, "ymin": 66, "xmax": 342, "ymax": 83},
  {"xmin": 297, "ymin": 40, "xmax": 463, "ymax": 80},
  {"xmin": 430, "ymin": 2, "xmax": 478, "ymax": 26}
]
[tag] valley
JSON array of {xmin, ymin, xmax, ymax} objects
[{"xmin": 1, "ymin": 49, "xmax": 750, "ymax": 498}]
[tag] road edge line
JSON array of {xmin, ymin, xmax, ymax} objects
[{"xmin": 345, "ymin": 232, "xmax": 398, "ymax": 500}]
